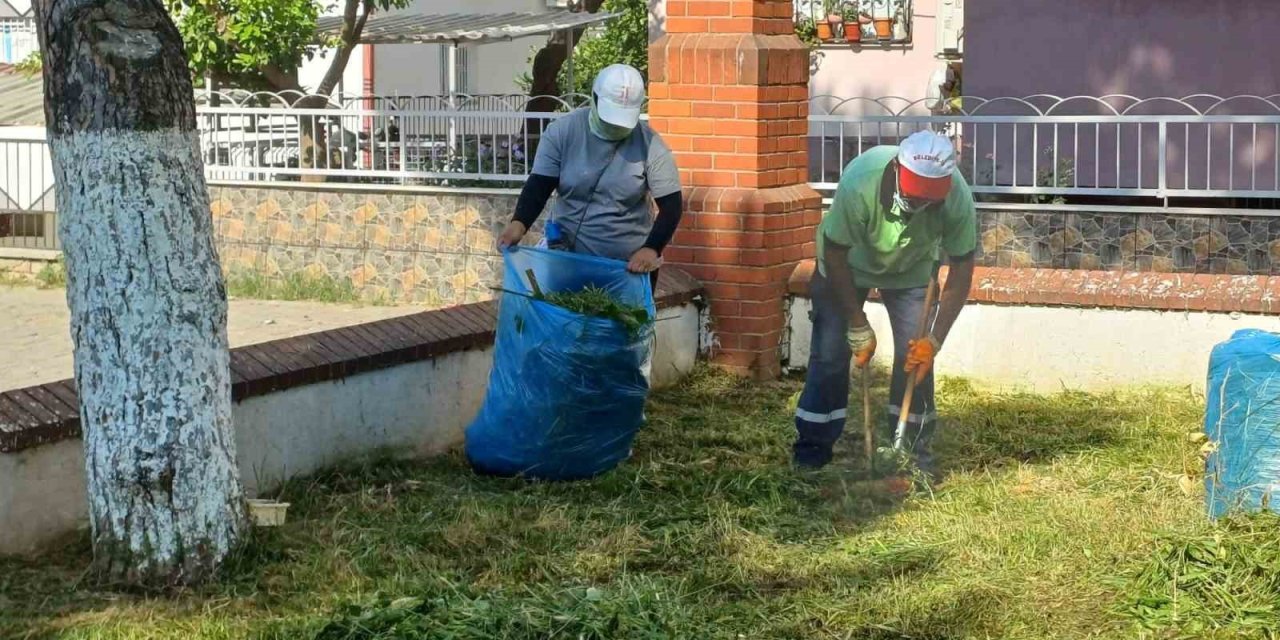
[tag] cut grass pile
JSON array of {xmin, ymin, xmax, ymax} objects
[
  {"xmin": 541, "ymin": 285, "xmax": 652, "ymax": 337},
  {"xmin": 0, "ymin": 368, "xmax": 1275, "ymax": 639}
]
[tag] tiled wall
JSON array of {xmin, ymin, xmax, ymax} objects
[
  {"xmin": 978, "ymin": 210, "xmax": 1280, "ymax": 274},
  {"xmin": 209, "ymin": 185, "xmax": 535, "ymax": 306}
]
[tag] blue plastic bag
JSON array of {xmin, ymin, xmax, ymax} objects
[
  {"xmin": 1205, "ymin": 329, "xmax": 1280, "ymax": 518},
  {"xmin": 465, "ymin": 247, "xmax": 656, "ymax": 480}
]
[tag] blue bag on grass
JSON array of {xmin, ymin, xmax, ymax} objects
[
  {"xmin": 465, "ymin": 247, "xmax": 656, "ymax": 480},
  {"xmin": 1205, "ymin": 329, "xmax": 1280, "ymax": 518}
]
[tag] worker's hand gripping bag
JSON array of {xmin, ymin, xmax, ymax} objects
[{"xmin": 465, "ymin": 247, "xmax": 656, "ymax": 480}]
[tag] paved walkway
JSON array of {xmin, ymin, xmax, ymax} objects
[{"xmin": 0, "ymin": 287, "xmax": 421, "ymax": 391}]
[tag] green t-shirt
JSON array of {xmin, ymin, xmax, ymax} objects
[{"xmin": 817, "ymin": 145, "xmax": 977, "ymax": 290}]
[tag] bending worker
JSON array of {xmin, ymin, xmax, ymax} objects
[
  {"xmin": 497, "ymin": 63, "xmax": 683, "ymax": 292},
  {"xmin": 793, "ymin": 130, "xmax": 977, "ymax": 480}
]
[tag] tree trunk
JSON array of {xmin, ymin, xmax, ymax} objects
[
  {"xmin": 33, "ymin": 0, "xmax": 246, "ymax": 586},
  {"xmin": 524, "ymin": 0, "xmax": 605, "ymax": 140}
]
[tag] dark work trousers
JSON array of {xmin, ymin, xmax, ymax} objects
[{"xmin": 793, "ymin": 269, "xmax": 939, "ymax": 472}]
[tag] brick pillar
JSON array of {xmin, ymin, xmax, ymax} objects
[{"xmin": 649, "ymin": 0, "xmax": 821, "ymax": 379}]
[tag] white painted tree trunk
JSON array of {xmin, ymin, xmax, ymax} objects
[{"xmin": 35, "ymin": 0, "xmax": 245, "ymax": 586}]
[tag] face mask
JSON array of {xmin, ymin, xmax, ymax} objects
[{"xmin": 589, "ymin": 104, "xmax": 634, "ymax": 141}]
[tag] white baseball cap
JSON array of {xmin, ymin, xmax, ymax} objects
[
  {"xmin": 592, "ymin": 64, "xmax": 645, "ymax": 129},
  {"xmin": 897, "ymin": 130, "xmax": 957, "ymax": 200}
]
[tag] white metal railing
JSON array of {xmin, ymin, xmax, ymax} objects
[
  {"xmin": 195, "ymin": 91, "xmax": 592, "ymax": 186},
  {"xmin": 0, "ymin": 132, "xmax": 57, "ymax": 250},
  {"xmin": 8, "ymin": 94, "xmax": 1280, "ymax": 241},
  {"xmin": 810, "ymin": 95, "xmax": 1280, "ymax": 207}
]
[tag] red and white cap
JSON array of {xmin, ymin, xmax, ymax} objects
[
  {"xmin": 897, "ymin": 130, "xmax": 957, "ymax": 201},
  {"xmin": 592, "ymin": 64, "xmax": 645, "ymax": 129}
]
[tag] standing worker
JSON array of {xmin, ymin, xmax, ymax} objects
[
  {"xmin": 793, "ymin": 130, "xmax": 977, "ymax": 481},
  {"xmin": 497, "ymin": 64, "xmax": 683, "ymax": 293}
]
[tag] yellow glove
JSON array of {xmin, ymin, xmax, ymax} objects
[
  {"xmin": 847, "ymin": 324, "xmax": 877, "ymax": 369},
  {"xmin": 905, "ymin": 335, "xmax": 941, "ymax": 384}
]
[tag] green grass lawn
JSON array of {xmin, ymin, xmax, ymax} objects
[{"xmin": 1, "ymin": 368, "xmax": 1275, "ymax": 639}]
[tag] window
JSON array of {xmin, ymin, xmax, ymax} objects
[
  {"xmin": 437, "ymin": 45, "xmax": 471, "ymax": 95},
  {"xmin": 793, "ymin": 0, "xmax": 914, "ymax": 47},
  {"xmin": 0, "ymin": 17, "xmax": 37, "ymax": 65}
]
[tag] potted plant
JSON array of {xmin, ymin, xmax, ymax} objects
[
  {"xmin": 869, "ymin": 0, "xmax": 893, "ymax": 39},
  {"xmin": 815, "ymin": 17, "xmax": 834, "ymax": 41},
  {"xmin": 841, "ymin": 1, "xmax": 862, "ymax": 43},
  {"xmin": 822, "ymin": 0, "xmax": 842, "ymax": 41}
]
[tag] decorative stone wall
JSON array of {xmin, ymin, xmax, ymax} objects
[
  {"xmin": 978, "ymin": 209, "xmax": 1280, "ymax": 275},
  {"xmin": 207, "ymin": 185, "xmax": 537, "ymax": 306},
  {"xmin": 201, "ymin": 184, "xmax": 1280, "ymax": 308}
]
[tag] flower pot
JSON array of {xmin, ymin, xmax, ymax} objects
[
  {"xmin": 843, "ymin": 21, "xmax": 861, "ymax": 43},
  {"xmin": 816, "ymin": 21, "xmax": 834, "ymax": 41},
  {"xmin": 247, "ymin": 499, "xmax": 291, "ymax": 527},
  {"xmin": 874, "ymin": 18, "xmax": 893, "ymax": 39}
]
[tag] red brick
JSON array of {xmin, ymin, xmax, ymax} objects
[
  {"xmin": 692, "ymin": 102, "xmax": 736, "ymax": 118},
  {"xmin": 1232, "ymin": 276, "xmax": 1267, "ymax": 314},
  {"xmin": 667, "ymin": 118, "xmax": 714, "ymax": 136},
  {"xmin": 694, "ymin": 213, "xmax": 745, "ymax": 231},
  {"xmin": 667, "ymin": 0, "xmax": 687, "ymax": 16},
  {"xmin": 713, "ymin": 119, "xmax": 766, "ymax": 137},
  {"xmin": 1188, "ymin": 274, "xmax": 1217, "ymax": 312},
  {"xmin": 671, "ymin": 84, "xmax": 715, "ymax": 100},
  {"xmin": 709, "ymin": 299, "xmax": 741, "ymax": 317},
  {"xmin": 687, "ymin": 1, "xmax": 729, "ymax": 17},
  {"xmin": 1264, "ymin": 276, "xmax": 1280, "ymax": 314},
  {"xmin": 666, "ymin": 17, "xmax": 710, "ymax": 34},
  {"xmin": 679, "ymin": 153, "xmax": 715, "ymax": 169},
  {"xmin": 688, "ymin": 137, "xmax": 738, "ymax": 153},
  {"xmin": 649, "ymin": 101, "xmax": 692, "ymax": 117},
  {"xmin": 708, "ymin": 17, "xmax": 755, "ymax": 32},
  {"xmin": 690, "ymin": 171, "xmax": 736, "ymax": 187},
  {"xmin": 716, "ymin": 315, "xmax": 785, "ymax": 336},
  {"xmin": 714, "ymin": 154, "xmax": 763, "ymax": 171}
]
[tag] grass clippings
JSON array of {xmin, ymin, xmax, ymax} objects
[
  {"xmin": 225, "ymin": 270, "xmax": 384, "ymax": 306},
  {"xmin": 541, "ymin": 285, "xmax": 651, "ymax": 337},
  {"xmin": 0, "ymin": 368, "xmax": 1263, "ymax": 639}
]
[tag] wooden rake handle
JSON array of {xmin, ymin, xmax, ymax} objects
[{"xmin": 894, "ymin": 274, "xmax": 939, "ymax": 450}]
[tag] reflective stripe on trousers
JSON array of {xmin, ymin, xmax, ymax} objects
[{"xmin": 793, "ymin": 270, "xmax": 938, "ymax": 464}]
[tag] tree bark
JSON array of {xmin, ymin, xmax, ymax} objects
[{"xmin": 32, "ymin": 0, "xmax": 246, "ymax": 586}]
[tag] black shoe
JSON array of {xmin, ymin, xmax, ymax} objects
[{"xmin": 792, "ymin": 444, "xmax": 833, "ymax": 470}]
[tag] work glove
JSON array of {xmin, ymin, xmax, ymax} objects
[
  {"xmin": 904, "ymin": 335, "xmax": 942, "ymax": 384},
  {"xmin": 847, "ymin": 323, "xmax": 877, "ymax": 369}
]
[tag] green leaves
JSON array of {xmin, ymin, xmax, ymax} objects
[
  {"xmin": 166, "ymin": 0, "xmax": 407, "ymax": 90},
  {"xmin": 560, "ymin": 0, "xmax": 650, "ymax": 95}
]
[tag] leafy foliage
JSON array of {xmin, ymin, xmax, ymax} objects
[
  {"xmin": 168, "ymin": 0, "xmax": 323, "ymax": 88},
  {"xmin": 13, "ymin": 51, "xmax": 41, "ymax": 78},
  {"xmin": 558, "ymin": 0, "xmax": 649, "ymax": 95}
]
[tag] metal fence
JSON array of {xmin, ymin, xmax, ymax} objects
[
  {"xmin": 7, "ymin": 94, "xmax": 1280, "ymax": 253},
  {"xmin": 810, "ymin": 95, "xmax": 1280, "ymax": 208},
  {"xmin": 0, "ymin": 133, "xmax": 57, "ymax": 250},
  {"xmin": 195, "ymin": 91, "xmax": 591, "ymax": 186}
]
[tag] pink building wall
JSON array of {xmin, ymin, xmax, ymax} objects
[
  {"xmin": 966, "ymin": 0, "xmax": 1280, "ymax": 100},
  {"xmin": 810, "ymin": 0, "xmax": 944, "ymax": 114},
  {"xmin": 963, "ymin": 0, "xmax": 1280, "ymax": 194}
]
